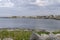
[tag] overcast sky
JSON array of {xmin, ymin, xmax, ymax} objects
[{"xmin": 0, "ymin": 0, "xmax": 60, "ymax": 16}]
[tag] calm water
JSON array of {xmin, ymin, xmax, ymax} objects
[{"xmin": 0, "ymin": 18, "xmax": 60, "ymax": 31}]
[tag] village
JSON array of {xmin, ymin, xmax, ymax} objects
[{"xmin": 1, "ymin": 15, "xmax": 60, "ymax": 20}]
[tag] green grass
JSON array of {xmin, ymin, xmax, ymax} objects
[
  {"xmin": 0, "ymin": 30, "xmax": 32, "ymax": 40},
  {"xmin": 0, "ymin": 30, "xmax": 60, "ymax": 40},
  {"xmin": 37, "ymin": 31, "xmax": 60, "ymax": 35},
  {"xmin": 37, "ymin": 31, "xmax": 50, "ymax": 35},
  {"xmin": 52, "ymin": 31, "xmax": 60, "ymax": 34}
]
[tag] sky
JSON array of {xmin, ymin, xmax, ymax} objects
[{"xmin": 0, "ymin": 0, "xmax": 60, "ymax": 16}]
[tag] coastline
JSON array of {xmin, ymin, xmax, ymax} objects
[{"xmin": 0, "ymin": 15, "xmax": 60, "ymax": 20}]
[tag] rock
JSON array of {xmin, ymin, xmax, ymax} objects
[
  {"xmin": 3, "ymin": 38, "xmax": 13, "ymax": 40},
  {"xmin": 41, "ymin": 34, "xmax": 49, "ymax": 40},
  {"xmin": 46, "ymin": 32, "xmax": 57, "ymax": 40},
  {"xmin": 55, "ymin": 34, "xmax": 60, "ymax": 40},
  {"xmin": 30, "ymin": 32, "xmax": 43, "ymax": 40}
]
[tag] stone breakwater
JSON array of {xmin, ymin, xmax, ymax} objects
[{"xmin": 30, "ymin": 32, "xmax": 60, "ymax": 40}]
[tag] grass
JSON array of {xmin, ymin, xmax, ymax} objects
[
  {"xmin": 52, "ymin": 31, "xmax": 60, "ymax": 34},
  {"xmin": 0, "ymin": 29, "xmax": 60, "ymax": 40},
  {"xmin": 38, "ymin": 31, "xmax": 60, "ymax": 35},
  {"xmin": 37, "ymin": 31, "xmax": 50, "ymax": 35},
  {"xmin": 0, "ymin": 30, "xmax": 32, "ymax": 40}
]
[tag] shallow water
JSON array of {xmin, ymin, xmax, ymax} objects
[{"xmin": 0, "ymin": 18, "xmax": 60, "ymax": 31}]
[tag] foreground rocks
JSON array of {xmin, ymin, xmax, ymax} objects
[
  {"xmin": 30, "ymin": 32, "xmax": 60, "ymax": 40},
  {"xmin": 30, "ymin": 32, "xmax": 43, "ymax": 40},
  {"xmin": 0, "ymin": 32, "xmax": 60, "ymax": 40}
]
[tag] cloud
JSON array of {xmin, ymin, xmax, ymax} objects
[
  {"xmin": 0, "ymin": 0, "xmax": 14, "ymax": 7},
  {"xmin": 0, "ymin": 0, "xmax": 60, "ymax": 7},
  {"xmin": 35, "ymin": 0, "xmax": 49, "ymax": 6},
  {"xmin": 15, "ymin": 0, "xmax": 60, "ymax": 7},
  {"xmin": 0, "ymin": 0, "xmax": 60, "ymax": 16},
  {"xmin": 30, "ymin": 0, "xmax": 60, "ymax": 6},
  {"xmin": 0, "ymin": 0, "xmax": 1, "ymax": 1},
  {"xmin": 30, "ymin": 0, "xmax": 50, "ymax": 6}
]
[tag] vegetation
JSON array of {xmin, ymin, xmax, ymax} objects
[
  {"xmin": 52, "ymin": 31, "xmax": 60, "ymax": 34},
  {"xmin": 37, "ymin": 31, "xmax": 50, "ymax": 35},
  {"xmin": 0, "ymin": 30, "xmax": 32, "ymax": 40},
  {"xmin": 0, "ymin": 30, "xmax": 60, "ymax": 40},
  {"xmin": 1, "ymin": 15, "xmax": 60, "ymax": 20},
  {"xmin": 37, "ymin": 31, "xmax": 60, "ymax": 35}
]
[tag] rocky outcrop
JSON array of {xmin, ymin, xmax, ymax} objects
[
  {"xmin": 30, "ymin": 32, "xmax": 60, "ymax": 40},
  {"xmin": 30, "ymin": 32, "xmax": 43, "ymax": 40}
]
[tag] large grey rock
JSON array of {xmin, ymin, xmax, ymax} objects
[
  {"xmin": 46, "ymin": 32, "xmax": 57, "ymax": 40},
  {"xmin": 30, "ymin": 32, "xmax": 60, "ymax": 40},
  {"xmin": 30, "ymin": 32, "xmax": 43, "ymax": 40},
  {"xmin": 46, "ymin": 37, "xmax": 57, "ymax": 40},
  {"xmin": 55, "ymin": 34, "xmax": 60, "ymax": 40},
  {"xmin": 41, "ymin": 34, "xmax": 49, "ymax": 40}
]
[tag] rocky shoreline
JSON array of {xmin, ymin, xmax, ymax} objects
[{"xmin": 0, "ymin": 15, "xmax": 60, "ymax": 20}]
